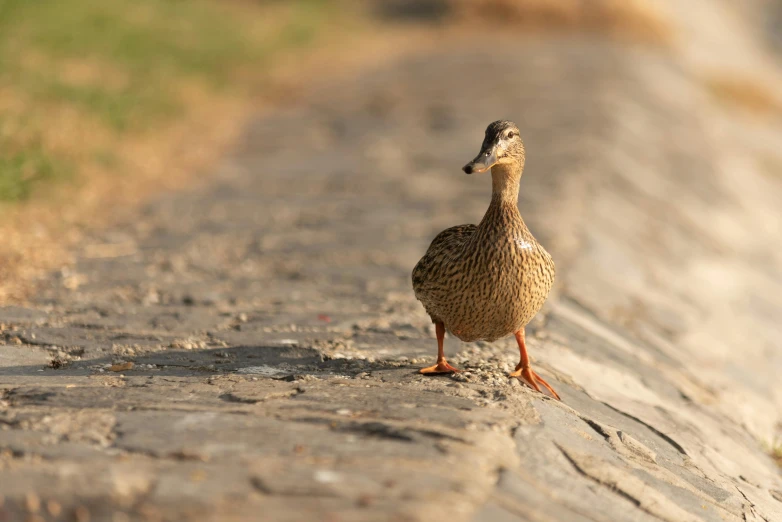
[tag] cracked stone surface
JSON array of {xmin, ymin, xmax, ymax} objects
[{"xmin": 2, "ymin": 7, "xmax": 782, "ymax": 522}]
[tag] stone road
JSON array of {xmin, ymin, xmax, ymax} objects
[{"xmin": 2, "ymin": 26, "xmax": 782, "ymax": 522}]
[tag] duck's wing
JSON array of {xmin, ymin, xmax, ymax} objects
[{"xmin": 412, "ymin": 224, "xmax": 477, "ymax": 299}]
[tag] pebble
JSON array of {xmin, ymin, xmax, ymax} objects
[
  {"xmin": 74, "ymin": 506, "xmax": 90, "ymax": 522},
  {"xmin": 313, "ymin": 470, "xmax": 341, "ymax": 484},
  {"xmin": 25, "ymin": 492, "xmax": 40, "ymax": 512},
  {"xmin": 46, "ymin": 500, "xmax": 62, "ymax": 517}
]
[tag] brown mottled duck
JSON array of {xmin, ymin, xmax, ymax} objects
[{"xmin": 412, "ymin": 120, "xmax": 560, "ymax": 400}]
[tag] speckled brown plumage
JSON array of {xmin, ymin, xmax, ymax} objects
[{"xmin": 412, "ymin": 120, "xmax": 560, "ymax": 399}]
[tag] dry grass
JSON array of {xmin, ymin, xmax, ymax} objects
[
  {"xmin": 774, "ymin": 449, "xmax": 782, "ymax": 468},
  {"xmin": 704, "ymin": 75, "xmax": 782, "ymax": 116},
  {"xmin": 0, "ymin": 92, "xmax": 246, "ymax": 302},
  {"xmin": 770, "ymin": 439, "xmax": 782, "ymax": 469},
  {"xmin": 448, "ymin": 0, "xmax": 672, "ymax": 45}
]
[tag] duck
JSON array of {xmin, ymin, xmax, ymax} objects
[{"xmin": 412, "ymin": 120, "xmax": 560, "ymax": 400}]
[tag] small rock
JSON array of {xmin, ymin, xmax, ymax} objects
[
  {"xmin": 313, "ymin": 470, "xmax": 341, "ymax": 484},
  {"xmin": 190, "ymin": 470, "xmax": 208, "ymax": 483},
  {"xmin": 356, "ymin": 494, "xmax": 374, "ymax": 507},
  {"xmin": 74, "ymin": 505, "xmax": 90, "ymax": 522},
  {"xmin": 26, "ymin": 492, "xmax": 40, "ymax": 512},
  {"xmin": 46, "ymin": 500, "xmax": 62, "ymax": 517}
]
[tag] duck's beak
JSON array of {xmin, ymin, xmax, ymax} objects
[{"xmin": 462, "ymin": 145, "xmax": 498, "ymax": 174}]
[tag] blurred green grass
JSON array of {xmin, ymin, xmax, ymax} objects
[
  {"xmin": 772, "ymin": 441, "xmax": 782, "ymax": 469},
  {"xmin": 0, "ymin": 0, "xmax": 333, "ymax": 203},
  {"xmin": 0, "ymin": 142, "xmax": 66, "ymax": 201}
]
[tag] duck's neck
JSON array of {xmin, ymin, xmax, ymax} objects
[
  {"xmin": 489, "ymin": 163, "xmax": 521, "ymax": 208},
  {"xmin": 475, "ymin": 163, "xmax": 524, "ymax": 235}
]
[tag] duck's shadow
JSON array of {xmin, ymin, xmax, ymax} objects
[{"xmin": 0, "ymin": 344, "xmax": 410, "ymax": 378}]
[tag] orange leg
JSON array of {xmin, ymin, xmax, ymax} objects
[
  {"xmin": 419, "ymin": 322, "xmax": 461, "ymax": 374},
  {"xmin": 508, "ymin": 330, "xmax": 561, "ymax": 400}
]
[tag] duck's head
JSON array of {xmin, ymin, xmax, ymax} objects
[{"xmin": 462, "ymin": 120, "xmax": 525, "ymax": 175}]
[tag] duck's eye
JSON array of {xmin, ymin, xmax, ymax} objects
[{"xmin": 506, "ymin": 132, "xmax": 515, "ymax": 139}]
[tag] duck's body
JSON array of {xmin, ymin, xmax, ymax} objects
[
  {"xmin": 412, "ymin": 200, "xmax": 554, "ymax": 343},
  {"xmin": 412, "ymin": 120, "xmax": 560, "ymax": 399}
]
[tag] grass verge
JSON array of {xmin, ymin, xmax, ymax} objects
[
  {"xmin": 0, "ymin": 0, "xmax": 351, "ymax": 301},
  {"xmin": 0, "ymin": 0, "xmax": 333, "ymax": 203}
]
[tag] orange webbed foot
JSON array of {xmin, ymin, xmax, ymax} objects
[
  {"xmin": 419, "ymin": 360, "xmax": 461, "ymax": 375},
  {"xmin": 509, "ymin": 365, "xmax": 561, "ymax": 400}
]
